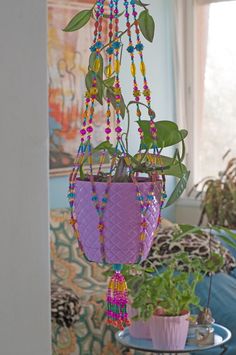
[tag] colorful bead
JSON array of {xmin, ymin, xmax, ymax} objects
[
  {"xmin": 127, "ymin": 45, "xmax": 135, "ymax": 53},
  {"xmin": 114, "ymin": 59, "xmax": 120, "ymax": 73},
  {"xmin": 135, "ymin": 42, "xmax": 144, "ymax": 51},
  {"xmin": 130, "ymin": 62, "xmax": 136, "ymax": 76},
  {"xmin": 105, "ymin": 64, "xmax": 112, "ymax": 78},
  {"xmin": 112, "ymin": 41, "xmax": 121, "ymax": 49},
  {"xmin": 106, "ymin": 47, "xmax": 114, "ymax": 54}
]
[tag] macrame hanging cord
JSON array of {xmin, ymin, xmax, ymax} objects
[{"xmin": 67, "ymin": 0, "xmax": 167, "ymax": 330}]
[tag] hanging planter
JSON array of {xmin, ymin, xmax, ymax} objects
[
  {"xmin": 65, "ymin": 0, "xmax": 189, "ymax": 330},
  {"xmin": 74, "ymin": 178, "xmax": 162, "ymax": 264}
]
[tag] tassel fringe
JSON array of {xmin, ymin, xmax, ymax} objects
[{"xmin": 106, "ymin": 268, "xmax": 130, "ymax": 330}]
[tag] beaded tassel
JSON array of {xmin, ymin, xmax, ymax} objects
[{"xmin": 106, "ymin": 264, "xmax": 130, "ymax": 330}]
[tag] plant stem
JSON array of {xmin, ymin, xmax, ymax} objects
[
  {"xmin": 207, "ymin": 226, "xmax": 213, "ymax": 308},
  {"xmin": 207, "ymin": 273, "xmax": 213, "ymax": 308},
  {"xmin": 101, "ymin": 22, "xmax": 136, "ymax": 51},
  {"xmin": 125, "ymin": 105, "xmax": 131, "ymax": 152}
]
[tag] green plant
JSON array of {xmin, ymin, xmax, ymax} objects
[
  {"xmin": 64, "ymin": 1, "xmax": 190, "ymax": 207},
  {"xmin": 122, "ymin": 251, "xmax": 223, "ymax": 321},
  {"xmin": 190, "ymin": 156, "xmax": 236, "ymax": 228}
]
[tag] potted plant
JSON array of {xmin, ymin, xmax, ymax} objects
[
  {"xmin": 66, "ymin": 0, "xmax": 189, "ymax": 264},
  {"xmin": 190, "ymin": 154, "xmax": 236, "ymax": 228},
  {"xmin": 65, "ymin": 0, "xmax": 190, "ymax": 328},
  {"xmin": 123, "ymin": 251, "xmax": 223, "ymax": 350}
]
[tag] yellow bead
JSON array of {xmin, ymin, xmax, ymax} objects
[
  {"xmin": 90, "ymin": 87, "xmax": 98, "ymax": 95},
  {"xmin": 99, "ymin": 155, "xmax": 105, "ymax": 164},
  {"xmin": 88, "ymin": 155, "xmax": 93, "ymax": 165},
  {"xmin": 93, "ymin": 58, "xmax": 101, "ymax": 73},
  {"xmin": 131, "ymin": 63, "xmax": 136, "ymax": 77},
  {"xmin": 79, "ymin": 156, "xmax": 84, "ymax": 164},
  {"xmin": 114, "ymin": 60, "xmax": 120, "ymax": 73},
  {"xmin": 140, "ymin": 233, "xmax": 146, "ymax": 241},
  {"xmin": 74, "ymin": 230, "xmax": 80, "ymax": 238},
  {"xmin": 105, "ymin": 64, "xmax": 112, "ymax": 78},
  {"xmin": 113, "ymin": 87, "xmax": 121, "ymax": 95},
  {"xmin": 140, "ymin": 62, "xmax": 146, "ymax": 76},
  {"xmin": 124, "ymin": 157, "xmax": 131, "ymax": 166},
  {"xmin": 111, "ymin": 157, "xmax": 116, "ymax": 166}
]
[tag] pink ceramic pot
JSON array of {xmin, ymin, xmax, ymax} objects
[
  {"xmin": 74, "ymin": 179, "xmax": 162, "ymax": 264},
  {"xmin": 149, "ymin": 313, "xmax": 190, "ymax": 350},
  {"xmin": 127, "ymin": 304, "xmax": 151, "ymax": 339}
]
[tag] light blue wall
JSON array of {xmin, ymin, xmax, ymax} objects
[{"xmin": 50, "ymin": 0, "xmax": 176, "ymax": 220}]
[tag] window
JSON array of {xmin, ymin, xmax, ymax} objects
[
  {"xmin": 195, "ymin": 0, "xmax": 236, "ymax": 183},
  {"xmin": 172, "ymin": 0, "xmax": 236, "ymax": 190}
]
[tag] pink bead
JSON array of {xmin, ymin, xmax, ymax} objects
[
  {"xmin": 135, "ymin": 97, "xmax": 140, "ymax": 102},
  {"xmin": 80, "ymin": 129, "xmax": 86, "ymax": 135},
  {"xmin": 115, "ymin": 126, "xmax": 122, "ymax": 133},
  {"xmin": 105, "ymin": 127, "xmax": 111, "ymax": 134},
  {"xmin": 87, "ymin": 126, "xmax": 93, "ymax": 133}
]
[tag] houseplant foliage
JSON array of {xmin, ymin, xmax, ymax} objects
[
  {"xmin": 122, "ymin": 251, "xmax": 223, "ymax": 349},
  {"xmin": 190, "ymin": 155, "xmax": 236, "ymax": 228},
  {"xmin": 65, "ymin": 0, "xmax": 189, "ymax": 329}
]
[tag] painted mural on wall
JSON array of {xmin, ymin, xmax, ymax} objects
[{"xmin": 48, "ymin": 0, "xmax": 112, "ymax": 174}]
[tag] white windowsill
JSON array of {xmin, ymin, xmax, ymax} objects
[{"xmin": 176, "ymin": 197, "xmax": 201, "ymax": 208}]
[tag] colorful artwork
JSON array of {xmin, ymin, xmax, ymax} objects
[{"xmin": 48, "ymin": 0, "xmax": 113, "ymax": 174}]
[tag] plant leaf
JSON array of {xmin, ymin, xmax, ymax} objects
[
  {"xmin": 138, "ymin": 10, "xmax": 155, "ymax": 42},
  {"xmin": 137, "ymin": 120, "xmax": 188, "ymax": 148},
  {"xmin": 63, "ymin": 9, "xmax": 92, "ymax": 32},
  {"xmin": 107, "ymin": 89, "xmax": 126, "ymax": 119},
  {"xmin": 135, "ymin": 0, "xmax": 150, "ymax": 7},
  {"xmin": 164, "ymin": 170, "xmax": 190, "ymax": 208},
  {"xmin": 85, "ymin": 70, "xmax": 104, "ymax": 105},
  {"xmin": 94, "ymin": 141, "xmax": 122, "ymax": 156},
  {"xmin": 103, "ymin": 76, "xmax": 116, "ymax": 88},
  {"xmin": 89, "ymin": 52, "xmax": 104, "ymax": 80},
  {"xmin": 85, "ymin": 70, "xmax": 94, "ymax": 91},
  {"xmin": 134, "ymin": 153, "xmax": 187, "ymax": 178},
  {"xmin": 96, "ymin": 75, "xmax": 104, "ymax": 105}
]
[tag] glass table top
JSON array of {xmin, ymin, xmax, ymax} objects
[{"xmin": 115, "ymin": 323, "xmax": 232, "ymax": 354}]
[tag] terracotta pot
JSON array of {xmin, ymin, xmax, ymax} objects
[
  {"xmin": 74, "ymin": 179, "xmax": 162, "ymax": 264},
  {"xmin": 149, "ymin": 313, "xmax": 190, "ymax": 350},
  {"xmin": 127, "ymin": 304, "xmax": 151, "ymax": 339}
]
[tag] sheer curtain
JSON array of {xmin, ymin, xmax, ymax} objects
[{"xmin": 172, "ymin": 0, "xmax": 209, "ymax": 184}]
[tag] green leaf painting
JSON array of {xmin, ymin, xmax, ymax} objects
[{"xmin": 63, "ymin": 9, "xmax": 92, "ymax": 32}]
